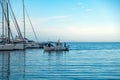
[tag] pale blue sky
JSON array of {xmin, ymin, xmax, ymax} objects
[{"xmin": 8, "ymin": 0, "xmax": 120, "ymax": 42}]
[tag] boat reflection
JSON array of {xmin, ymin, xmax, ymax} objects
[
  {"xmin": 43, "ymin": 51, "xmax": 68, "ymax": 63},
  {"xmin": 44, "ymin": 50, "xmax": 68, "ymax": 54},
  {"xmin": 0, "ymin": 51, "xmax": 26, "ymax": 80},
  {"xmin": 43, "ymin": 50, "xmax": 68, "ymax": 57}
]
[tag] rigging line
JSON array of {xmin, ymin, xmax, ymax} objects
[
  {"xmin": 9, "ymin": 8, "xmax": 22, "ymax": 41},
  {"xmin": 9, "ymin": 8, "xmax": 22, "ymax": 34},
  {"xmin": 9, "ymin": 10, "xmax": 20, "ymax": 40},
  {"xmin": 9, "ymin": 8, "xmax": 21, "ymax": 37},
  {"xmin": 25, "ymin": 7, "xmax": 38, "ymax": 42},
  {"xmin": 7, "ymin": 0, "xmax": 24, "ymax": 40},
  {"xmin": 8, "ymin": 0, "xmax": 22, "ymax": 38}
]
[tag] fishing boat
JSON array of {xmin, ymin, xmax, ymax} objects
[{"xmin": 44, "ymin": 40, "xmax": 69, "ymax": 51}]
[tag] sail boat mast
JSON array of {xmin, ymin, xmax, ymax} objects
[
  {"xmin": 8, "ymin": 0, "xmax": 23, "ymax": 40},
  {"xmin": 23, "ymin": 0, "xmax": 25, "ymax": 39},
  {"xmin": 2, "ymin": 0, "xmax": 4, "ymax": 38},
  {"xmin": 6, "ymin": 0, "xmax": 10, "ymax": 43}
]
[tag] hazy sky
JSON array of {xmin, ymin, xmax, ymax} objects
[{"xmin": 8, "ymin": 0, "xmax": 120, "ymax": 42}]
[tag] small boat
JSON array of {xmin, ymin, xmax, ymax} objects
[{"xmin": 44, "ymin": 41, "xmax": 69, "ymax": 51}]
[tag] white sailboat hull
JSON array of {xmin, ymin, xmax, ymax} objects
[
  {"xmin": 13, "ymin": 43, "xmax": 24, "ymax": 50},
  {"xmin": 25, "ymin": 43, "xmax": 39, "ymax": 48},
  {"xmin": 0, "ymin": 44, "xmax": 14, "ymax": 50}
]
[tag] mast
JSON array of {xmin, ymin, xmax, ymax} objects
[
  {"xmin": 8, "ymin": 0, "xmax": 23, "ymax": 40},
  {"xmin": 23, "ymin": 0, "xmax": 25, "ymax": 39},
  {"xmin": 2, "ymin": 0, "xmax": 4, "ymax": 38},
  {"xmin": 5, "ymin": 0, "xmax": 7, "ymax": 41},
  {"xmin": 23, "ymin": 1, "xmax": 39, "ymax": 42},
  {"xmin": 6, "ymin": 0, "xmax": 10, "ymax": 43}
]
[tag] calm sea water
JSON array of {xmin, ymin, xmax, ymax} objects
[{"xmin": 0, "ymin": 42, "xmax": 120, "ymax": 80}]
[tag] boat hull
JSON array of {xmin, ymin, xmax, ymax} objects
[
  {"xmin": 13, "ymin": 43, "xmax": 24, "ymax": 50},
  {"xmin": 25, "ymin": 43, "xmax": 40, "ymax": 48},
  {"xmin": 0, "ymin": 44, "xmax": 14, "ymax": 51}
]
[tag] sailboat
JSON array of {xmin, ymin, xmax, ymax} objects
[
  {"xmin": 0, "ymin": 0, "xmax": 14, "ymax": 50},
  {"xmin": 22, "ymin": 0, "xmax": 41, "ymax": 49},
  {"xmin": 7, "ymin": 0, "xmax": 24, "ymax": 50},
  {"xmin": 0, "ymin": 0, "xmax": 24, "ymax": 50}
]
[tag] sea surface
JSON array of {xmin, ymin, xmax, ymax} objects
[{"xmin": 0, "ymin": 42, "xmax": 120, "ymax": 80}]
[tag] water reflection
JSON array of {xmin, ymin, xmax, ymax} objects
[
  {"xmin": 44, "ymin": 50, "xmax": 68, "ymax": 55},
  {"xmin": 43, "ymin": 51, "xmax": 68, "ymax": 58},
  {"xmin": 0, "ymin": 51, "xmax": 26, "ymax": 80},
  {"xmin": 43, "ymin": 51, "xmax": 68, "ymax": 66}
]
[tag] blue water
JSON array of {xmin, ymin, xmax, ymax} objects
[{"xmin": 0, "ymin": 42, "xmax": 120, "ymax": 80}]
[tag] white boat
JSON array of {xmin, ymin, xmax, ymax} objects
[
  {"xmin": 44, "ymin": 46, "xmax": 69, "ymax": 51},
  {"xmin": 0, "ymin": 37, "xmax": 14, "ymax": 50},
  {"xmin": 14, "ymin": 36, "xmax": 40, "ymax": 49},
  {"xmin": 0, "ymin": 38, "xmax": 24, "ymax": 50},
  {"xmin": 13, "ymin": 36, "xmax": 25, "ymax": 50},
  {"xmin": 0, "ymin": 0, "xmax": 25, "ymax": 50},
  {"xmin": 23, "ymin": 38, "xmax": 39, "ymax": 48},
  {"xmin": 13, "ymin": 43, "xmax": 24, "ymax": 50},
  {"xmin": 44, "ymin": 41, "xmax": 69, "ymax": 51},
  {"xmin": 25, "ymin": 41, "xmax": 40, "ymax": 48},
  {"xmin": 0, "ymin": 44, "xmax": 14, "ymax": 51}
]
